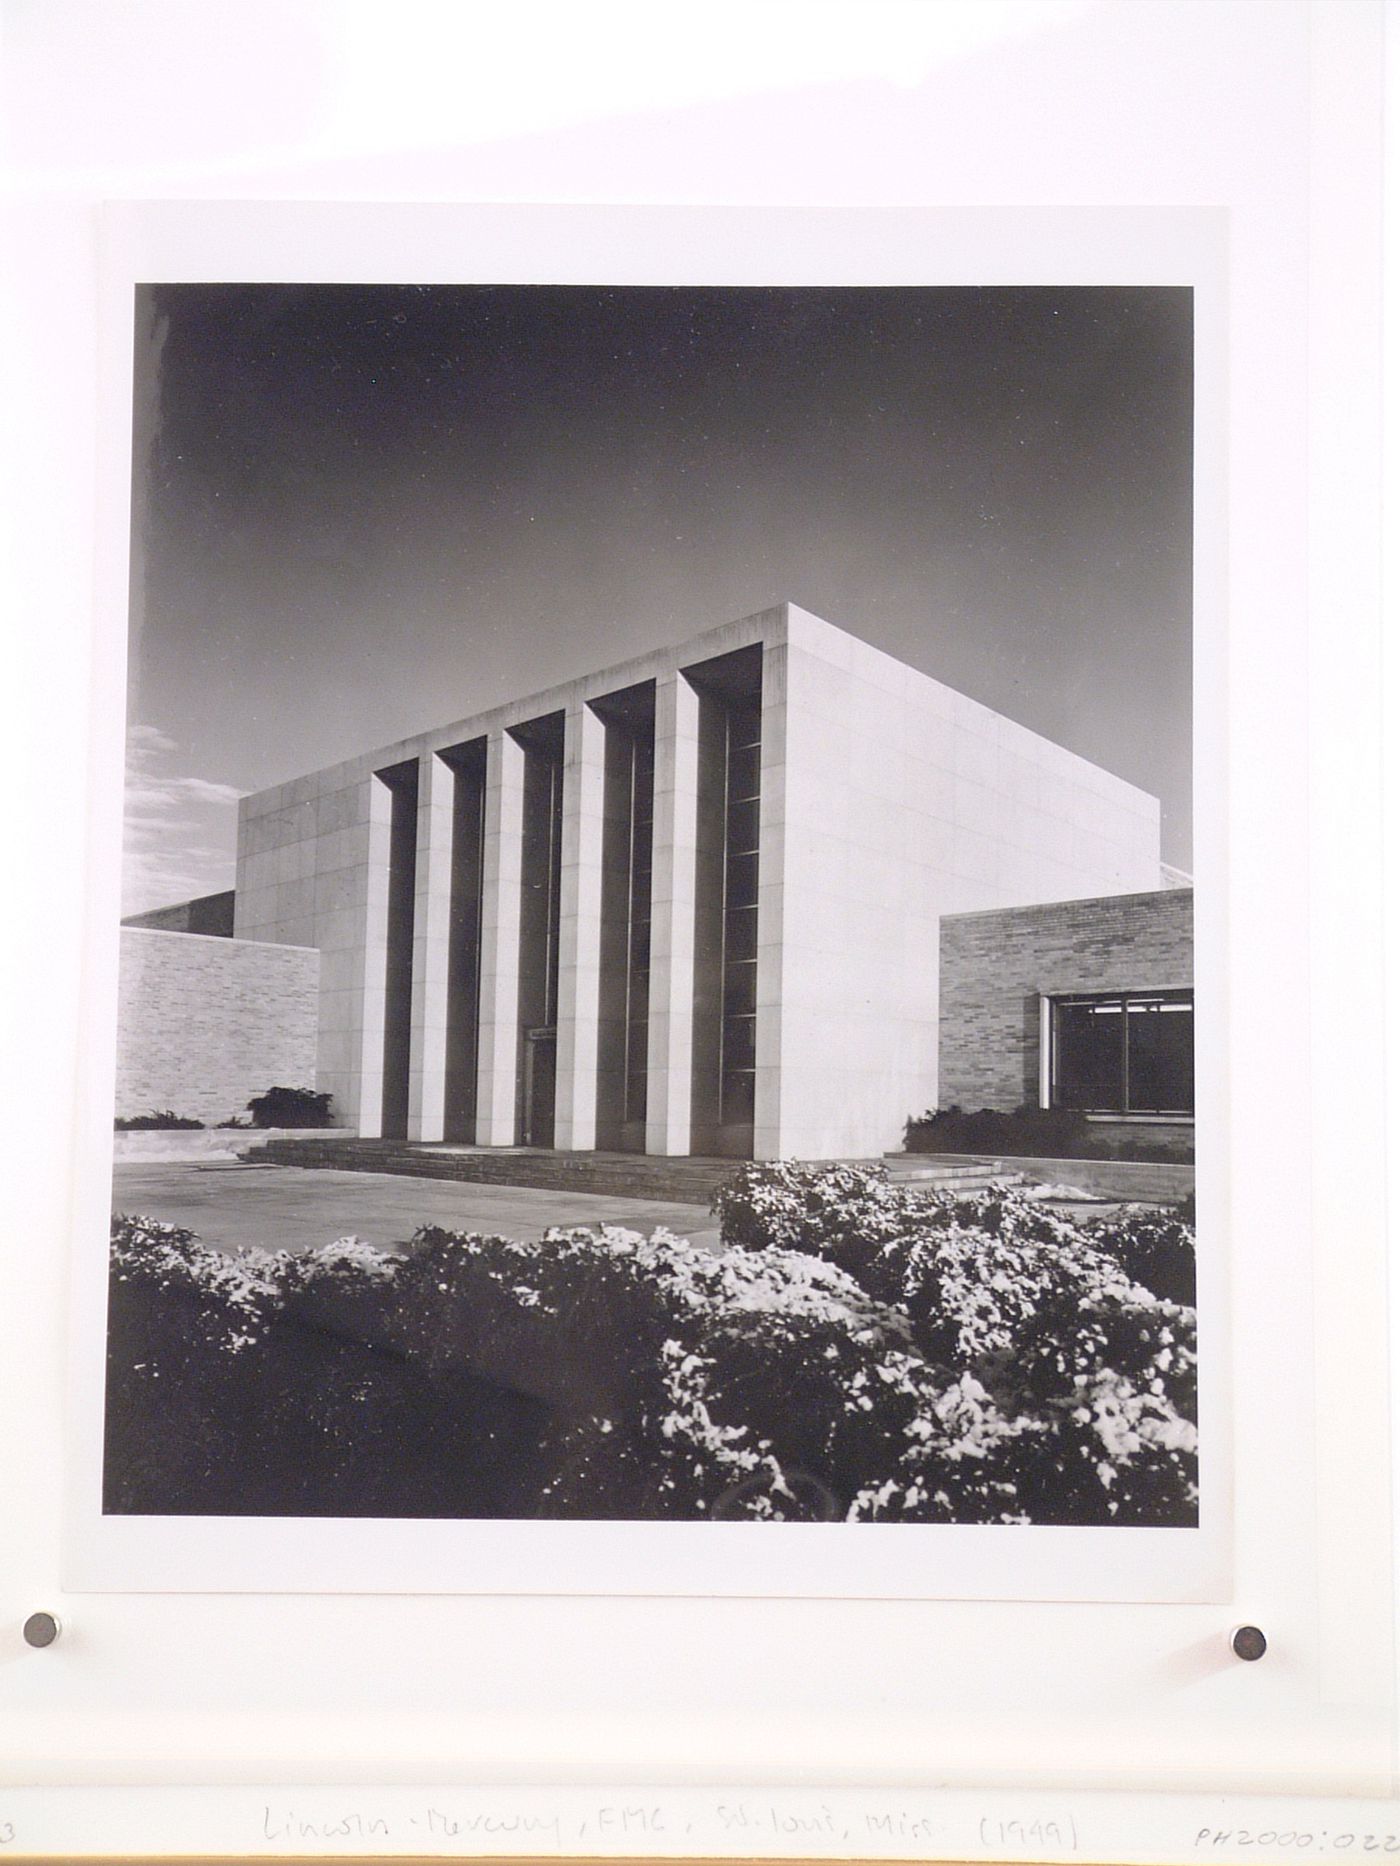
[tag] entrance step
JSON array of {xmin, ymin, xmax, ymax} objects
[
  {"xmin": 248, "ymin": 1138, "xmax": 742, "ymax": 1207},
  {"xmin": 884, "ymin": 1153, "xmax": 1025, "ymax": 1196}
]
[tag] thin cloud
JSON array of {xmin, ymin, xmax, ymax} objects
[
  {"xmin": 176, "ymin": 775, "xmax": 243, "ymax": 807},
  {"xmin": 126, "ymin": 723, "xmax": 179, "ymax": 754},
  {"xmin": 123, "ymin": 724, "xmax": 243, "ymax": 918}
]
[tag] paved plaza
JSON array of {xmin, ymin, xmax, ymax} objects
[{"xmin": 111, "ymin": 1161, "xmax": 719, "ymax": 1257}]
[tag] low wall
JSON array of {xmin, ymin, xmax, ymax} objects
[
  {"xmin": 113, "ymin": 1127, "xmax": 355, "ymax": 1164},
  {"xmin": 1079, "ymin": 1118, "xmax": 1193, "ymax": 1161},
  {"xmin": 116, "ymin": 927, "xmax": 321, "ymax": 1128},
  {"xmin": 994, "ymin": 1154, "xmax": 1194, "ymax": 1204}
]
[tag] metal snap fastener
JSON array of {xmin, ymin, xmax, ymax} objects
[
  {"xmin": 1230, "ymin": 1624, "xmax": 1266, "ymax": 1661},
  {"xmin": 23, "ymin": 1612, "xmax": 61, "ymax": 1648}
]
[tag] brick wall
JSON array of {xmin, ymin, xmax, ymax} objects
[
  {"xmin": 937, "ymin": 889, "xmax": 1194, "ymax": 1113},
  {"xmin": 116, "ymin": 928, "xmax": 320, "ymax": 1126}
]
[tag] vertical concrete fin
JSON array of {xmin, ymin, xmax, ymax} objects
[
  {"xmin": 646, "ymin": 669, "xmax": 700, "ymax": 1155},
  {"xmin": 753, "ymin": 637, "xmax": 788, "ymax": 1159},
  {"xmin": 476, "ymin": 729, "xmax": 526, "ymax": 1145},
  {"xmin": 355, "ymin": 774, "xmax": 393, "ymax": 1138},
  {"xmin": 407, "ymin": 749, "xmax": 454, "ymax": 1142},
  {"xmin": 554, "ymin": 702, "xmax": 607, "ymax": 1150}
]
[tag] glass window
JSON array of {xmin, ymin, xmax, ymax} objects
[
  {"xmin": 1051, "ymin": 991, "xmax": 1193, "ymax": 1115},
  {"xmin": 725, "ymin": 903, "xmax": 758, "ymax": 963},
  {"xmin": 726, "ymin": 795, "xmax": 760, "ymax": 855},
  {"xmin": 723, "ymin": 961, "xmax": 757, "ymax": 1018},
  {"xmin": 1053, "ymin": 998, "xmax": 1124, "ymax": 1111},
  {"xmin": 723, "ymin": 1013, "xmax": 757, "ymax": 1070},
  {"xmin": 629, "ymin": 915, "xmax": 651, "ymax": 972},
  {"xmin": 721, "ymin": 1069, "xmax": 755, "ymax": 1124},
  {"xmin": 1126, "ymin": 994, "xmax": 1194, "ymax": 1114},
  {"xmin": 728, "ymin": 739, "xmax": 760, "ymax": 803},
  {"xmin": 626, "ymin": 1015, "xmax": 651, "ymax": 1085},
  {"xmin": 726, "ymin": 849, "xmax": 759, "ymax": 907}
]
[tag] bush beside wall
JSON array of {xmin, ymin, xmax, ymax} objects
[
  {"xmin": 904, "ymin": 1104, "xmax": 1194, "ymax": 1164},
  {"xmin": 246, "ymin": 1086, "xmax": 335, "ymax": 1128}
]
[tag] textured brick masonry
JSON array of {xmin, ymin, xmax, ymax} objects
[
  {"xmin": 116, "ymin": 928, "xmax": 320, "ymax": 1126},
  {"xmin": 938, "ymin": 888, "xmax": 1194, "ymax": 1113}
]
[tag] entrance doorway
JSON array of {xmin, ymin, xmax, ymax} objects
[{"xmin": 522, "ymin": 1027, "xmax": 557, "ymax": 1148}]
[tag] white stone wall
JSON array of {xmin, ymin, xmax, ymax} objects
[
  {"xmin": 763, "ymin": 605, "xmax": 1161, "ymax": 1158},
  {"xmin": 234, "ymin": 764, "xmax": 380, "ymax": 1131}
]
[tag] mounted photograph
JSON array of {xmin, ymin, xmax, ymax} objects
[{"xmin": 105, "ymin": 281, "xmax": 1197, "ymax": 1532}]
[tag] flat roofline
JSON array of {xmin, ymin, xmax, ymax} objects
[
  {"xmin": 120, "ymin": 924, "xmax": 319, "ymax": 954},
  {"xmin": 940, "ymin": 885, "xmax": 1194, "ymax": 925},
  {"xmin": 245, "ymin": 604, "xmax": 792, "ymax": 808},
  {"xmin": 239, "ymin": 600, "xmax": 1164, "ymax": 817}
]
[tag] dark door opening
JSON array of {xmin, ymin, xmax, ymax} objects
[
  {"xmin": 688, "ymin": 644, "xmax": 763, "ymax": 1160},
  {"xmin": 522, "ymin": 1028, "xmax": 557, "ymax": 1148},
  {"xmin": 594, "ymin": 681, "xmax": 656, "ymax": 1154},
  {"xmin": 376, "ymin": 758, "xmax": 419, "ymax": 1141},
  {"xmin": 512, "ymin": 712, "xmax": 565, "ymax": 1146}
]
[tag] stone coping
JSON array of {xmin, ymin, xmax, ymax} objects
[
  {"xmin": 112, "ymin": 1126, "xmax": 356, "ymax": 1163},
  {"xmin": 899, "ymin": 1151, "xmax": 1193, "ymax": 1203}
]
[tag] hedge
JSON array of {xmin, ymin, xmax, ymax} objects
[
  {"xmin": 106, "ymin": 1166, "xmax": 1198, "ymax": 1527},
  {"xmin": 104, "ymin": 1219, "xmax": 549, "ymax": 1517}
]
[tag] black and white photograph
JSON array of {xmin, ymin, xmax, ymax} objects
[
  {"xmin": 104, "ymin": 279, "xmax": 1198, "ymax": 1535},
  {"xmin": 9, "ymin": 2, "xmax": 1394, "ymax": 1835}
]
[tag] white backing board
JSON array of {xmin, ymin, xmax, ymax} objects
[
  {"xmin": 0, "ymin": 0, "xmax": 1392, "ymax": 1836},
  {"xmin": 5, "ymin": 1784, "xmax": 1400, "ymax": 1865}
]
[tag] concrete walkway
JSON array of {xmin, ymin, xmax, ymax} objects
[{"xmin": 111, "ymin": 1161, "xmax": 720, "ymax": 1257}]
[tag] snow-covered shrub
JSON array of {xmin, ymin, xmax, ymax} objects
[
  {"xmin": 284, "ymin": 1234, "xmax": 405, "ymax": 1348},
  {"xmin": 393, "ymin": 1221, "xmax": 910, "ymax": 1423},
  {"xmin": 702, "ymin": 1166, "xmax": 1199, "ymax": 1524},
  {"xmin": 106, "ymin": 1182, "xmax": 1200, "ymax": 1527},
  {"xmin": 527, "ymin": 1227, "xmax": 920, "ymax": 1519},
  {"xmin": 105, "ymin": 1215, "xmax": 291, "ymax": 1512},
  {"xmin": 1081, "ymin": 1206, "xmax": 1197, "ymax": 1306},
  {"xmin": 863, "ymin": 1218, "xmax": 1123, "ymax": 1360},
  {"xmin": 105, "ymin": 1216, "xmax": 513, "ymax": 1517},
  {"xmin": 714, "ymin": 1165, "xmax": 1091, "ymax": 1267},
  {"xmin": 997, "ymin": 1282, "xmax": 1197, "ymax": 1524},
  {"xmin": 108, "ymin": 1214, "xmax": 287, "ymax": 1358},
  {"xmin": 396, "ymin": 1221, "xmax": 935, "ymax": 1518},
  {"xmin": 711, "ymin": 1160, "xmax": 937, "ymax": 1280},
  {"xmin": 288, "ymin": 1234, "xmax": 402, "ymax": 1287},
  {"xmin": 851, "ymin": 1291, "xmax": 1198, "ymax": 1528},
  {"xmin": 923, "ymin": 1179, "xmax": 1095, "ymax": 1251},
  {"xmin": 712, "ymin": 1159, "xmax": 893, "ymax": 1247}
]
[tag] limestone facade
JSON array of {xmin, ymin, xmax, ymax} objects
[{"xmin": 234, "ymin": 605, "xmax": 1164, "ymax": 1158}]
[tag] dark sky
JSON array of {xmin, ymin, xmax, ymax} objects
[{"xmin": 124, "ymin": 283, "xmax": 1192, "ymax": 912}]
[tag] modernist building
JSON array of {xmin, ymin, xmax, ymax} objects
[{"xmin": 227, "ymin": 604, "xmax": 1170, "ymax": 1161}]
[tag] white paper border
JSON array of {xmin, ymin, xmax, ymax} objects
[{"xmin": 59, "ymin": 202, "xmax": 1229, "ymax": 1605}]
